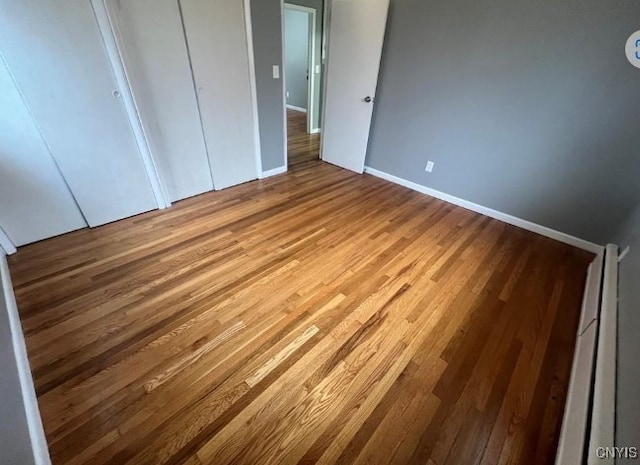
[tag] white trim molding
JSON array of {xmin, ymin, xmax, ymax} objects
[
  {"xmin": 286, "ymin": 104, "xmax": 307, "ymax": 113},
  {"xmin": 280, "ymin": 0, "xmax": 288, "ymax": 171},
  {"xmin": 284, "ymin": 2, "xmax": 317, "ymax": 133},
  {"xmin": 1, "ymin": 254, "xmax": 51, "ymax": 465},
  {"xmin": 260, "ymin": 166, "xmax": 287, "ymax": 179},
  {"xmin": 363, "ymin": 166, "xmax": 604, "ymax": 254},
  {"xmin": 0, "ymin": 225, "xmax": 16, "ymax": 255},
  {"xmin": 243, "ymin": 0, "xmax": 264, "ymax": 180},
  {"xmin": 318, "ymin": 0, "xmax": 331, "ymax": 162}
]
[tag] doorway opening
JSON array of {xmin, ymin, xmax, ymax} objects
[{"xmin": 283, "ymin": 1, "xmax": 324, "ymax": 169}]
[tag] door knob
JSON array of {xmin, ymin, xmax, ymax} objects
[{"xmin": 363, "ymin": 96, "xmax": 373, "ymax": 103}]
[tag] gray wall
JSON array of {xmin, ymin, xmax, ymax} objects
[
  {"xmin": 615, "ymin": 202, "xmax": 640, "ymax": 462},
  {"xmin": 366, "ymin": 0, "xmax": 640, "ymax": 244},
  {"xmin": 284, "ymin": 8, "xmax": 310, "ymax": 110},
  {"xmin": 250, "ymin": 0, "xmax": 286, "ymax": 171},
  {"xmin": 0, "ymin": 273, "xmax": 36, "ymax": 465}
]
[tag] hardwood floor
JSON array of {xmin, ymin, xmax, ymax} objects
[
  {"xmin": 287, "ymin": 109, "xmax": 320, "ymax": 169},
  {"xmin": 9, "ymin": 114, "xmax": 593, "ymax": 465}
]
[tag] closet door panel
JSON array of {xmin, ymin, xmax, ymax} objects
[
  {"xmin": 0, "ymin": 0, "xmax": 157, "ymax": 227},
  {"xmin": 181, "ymin": 0, "xmax": 259, "ymax": 189},
  {"xmin": 108, "ymin": 0, "xmax": 213, "ymax": 202},
  {"xmin": 0, "ymin": 59, "xmax": 87, "ymax": 246}
]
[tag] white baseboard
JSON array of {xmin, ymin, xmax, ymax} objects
[
  {"xmin": 1, "ymin": 254, "xmax": 51, "ymax": 465},
  {"xmin": 0, "ymin": 226, "xmax": 16, "ymax": 255},
  {"xmin": 260, "ymin": 166, "xmax": 287, "ymax": 179},
  {"xmin": 286, "ymin": 104, "xmax": 307, "ymax": 113},
  {"xmin": 363, "ymin": 166, "xmax": 603, "ymax": 254}
]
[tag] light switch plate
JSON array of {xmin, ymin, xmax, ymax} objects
[{"xmin": 272, "ymin": 65, "xmax": 280, "ymax": 79}]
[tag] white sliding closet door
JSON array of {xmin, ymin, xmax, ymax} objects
[
  {"xmin": 0, "ymin": 59, "xmax": 87, "ymax": 246},
  {"xmin": 106, "ymin": 0, "xmax": 214, "ymax": 202},
  {"xmin": 0, "ymin": 0, "xmax": 157, "ymax": 227},
  {"xmin": 180, "ymin": 0, "xmax": 259, "ymax": 189}
]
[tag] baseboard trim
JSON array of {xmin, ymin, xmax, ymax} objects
[
  {"xmin": 1, "ymin": 254, "xmax": 51, "ymax": 465},
  {"xmin": 286, "ymin": 104, "xmax": 307, "ymax": 113},
  {"xmin": 310, "ymin": 128, "xmax": 321, "ymax": 134},
  {"xmin": 260, "ymin": 166, "xmax": 287, "ymax": 179},
  {"xmin": 363, "ymin": 166, "xmax": 603, "ymax": 254}
]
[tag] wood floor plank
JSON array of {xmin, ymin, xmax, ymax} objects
[{"xmin": 8, "ymin": 110, "xmax": 594, "ymax": 465}]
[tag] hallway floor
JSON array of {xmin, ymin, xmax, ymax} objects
[{"xmin": 287, "ymin": 109, "xmax": 320, "ymax": 169}]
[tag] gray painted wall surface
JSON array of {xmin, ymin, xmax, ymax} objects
[
  {"xmin": 615, "ymin": 202, "xmax": 640, "ymax": 463},
  {"xmin": 287, "ymin": 0, "xmax": 324, "ymax": 129},
  {"xmin": 250, "ymin": 0, "xmax": 285, "ymax": 171},
  {"xmin": 284, "ymin": 8, "xmax": 310, "ymax": 110},
  {"xmin": 0, "ymin": 276, "xmax": 35, "ymax": 465},
  {"xmin": 366, "ymin": 0, "xmax": 640, "ymax": 244}
]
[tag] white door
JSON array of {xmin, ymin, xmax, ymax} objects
[
  {"xmin": 105, "ymin": 0, "xmax": 214, "ymax": 202},
  {"xmin": 0, "ymin": 0, "xmax": 158, "ymax": 227},
  {"xmin": 0, "ymin": 59, "xmax": 87, "ymax": 246},
  {"xmin": 180, "ymin": 0, "xmax": 259, "ymax": 190},
  {"xmin": 321, "ymin": 0, "xmax": 390, "ymax": 173}
]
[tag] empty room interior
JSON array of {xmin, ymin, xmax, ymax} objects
[{"xmin": 1, "ymin": 1, "xmax": 639, "ymax": 464}]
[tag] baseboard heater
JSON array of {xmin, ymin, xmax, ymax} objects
[{"xmin": 555, "ymin": 244, "xmax": 618, "ymax": 465}]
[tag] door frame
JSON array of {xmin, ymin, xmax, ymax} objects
[
  {"xmin": 283, "ymin": 2, "xmax": 317, "ymax": 134},
  {"xmin": 319, "ymin": 0, "xmax": 330, "ymax": 162},
  {"xmin": 280, "ymin": 0, "xmax": 288, "ymax": 171},
  {"xmin": 92, "ymin": 0, "xmax": 263, "ymax": 200},
  {"xmin": 243, "ymin": 0, "xmax": 264, "ymax": 180},
  {"xmin": 283, "ymin": 3, "xmax": 317, "ymax": 135}
]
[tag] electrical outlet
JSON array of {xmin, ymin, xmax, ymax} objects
[
  {"xmin": 425, "ymin": 161, "xmax": 435, "ymax": 173},
  {"xmin": 286, "ymin": 91, "xmax": 290, "ymax": 99}
]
